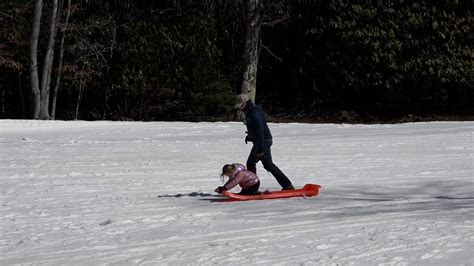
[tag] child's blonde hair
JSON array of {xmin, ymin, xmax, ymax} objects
[
  {"xmin": 221, "ymin": 164, "xmax": 236, "ymax": 175},
  {"xmin": 220, "ymin": 164, "xmax": 236, "ymax": 182}
]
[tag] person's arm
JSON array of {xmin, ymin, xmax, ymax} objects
[
  {"xmin": 252, "ymin": 109, "xmax": 265, "ymax": 155},
  {"xmin": 223, "ymin": 173, "xmax": 244, "ymax": 191}
]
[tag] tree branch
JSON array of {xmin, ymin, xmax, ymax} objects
[
  {"xmin": 151, "ymin": 8, "xmax": 175, "ymax": 15},
  {"xmin": 261, "ymin": 44, "xmax": 283, "ymax": 62},
  {"xmin": 262, "ymin": 16, "xmax": 289, "ymax": 27},
  {"xmin": 0, "ymin": 11, "xmax": 14, "ymax": 18}
]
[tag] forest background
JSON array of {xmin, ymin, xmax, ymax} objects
[{"xmin": 0, "ymin": 0, "xmax": 472, "ymax": 123}]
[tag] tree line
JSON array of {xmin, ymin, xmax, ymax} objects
[{"xmin": 0, "ymin": 0, "xmax": 472, "ymax": 122}]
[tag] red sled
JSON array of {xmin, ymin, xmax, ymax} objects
[{"xmin": 222, "ymin": 184, "xmax": 321, "ymax": 201}]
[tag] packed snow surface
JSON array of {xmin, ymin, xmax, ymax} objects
[{"xmin": 1, "ymin": 120, "xmax": 473, "ymax": 265}]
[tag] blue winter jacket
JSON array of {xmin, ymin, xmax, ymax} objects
[{"xmin": 244, "ymin": 101, "xmax": 272, "ymax": 153}]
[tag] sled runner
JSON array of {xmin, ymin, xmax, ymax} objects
[{"xmin": 222, "ymin": 184, "xmax": 320, "ymax": 201}]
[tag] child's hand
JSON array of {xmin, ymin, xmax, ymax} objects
[{"xmin": 215, "ymin": 186, "xmax": 225, "ymax": 194}]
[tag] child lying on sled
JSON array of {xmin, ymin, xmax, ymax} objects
[{"xmin": 215, "ymin": 163, "xmax": 260, "ymax": 195}]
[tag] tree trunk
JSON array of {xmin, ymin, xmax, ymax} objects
[
  {"xmin": 29, "ymin": 0, "xmax": 43, "ymax": 119},
  {"xmin": 1, "ymin": 87, "xmax": 4, "ymax": 117},
  {"xmin": 39, "ymin": 0, "xmax": 59, "ymax": 120},
  {"xmin": 52, "ymin": 0, "xmax": 71, "ymax": 120},
  {"xmin": 240, "ymin": 0, "xmax": 263, "ymax": 103},
  {"xmin": 18, "ymin": 73, "xmax": 26, "ymax": 118},
  {"xmin": 75, "ymin": 78, "xmax": 84, "ymax": 120},
  {"xmin": 103, "ymin": 21, "xmax": 117, "ymax": 120}
]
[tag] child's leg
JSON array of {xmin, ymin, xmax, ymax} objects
[{"xmin": 239, "ymin": 182, "xmax": 260, "ymax": 195}]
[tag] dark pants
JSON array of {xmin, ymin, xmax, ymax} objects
[
  {"xmin": 246, "ymin": 139, "xmax": 293, "ymax": 189},
  {"xmin": 240, "ymin": 181, "xmax": 260, "ymax": 195}
]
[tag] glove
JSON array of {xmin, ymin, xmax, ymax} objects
[
  {"xmin": 245, "ymin": 135, "xmax": 253, "ymax": 144},
  {"xmin": 215, "ymin": 186, "xmax": 225, "ymax": 194}
]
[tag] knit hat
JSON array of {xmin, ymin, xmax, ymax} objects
[{"xmin": 234, "ymin": 93, "xmax": 250, "ymax": 109}]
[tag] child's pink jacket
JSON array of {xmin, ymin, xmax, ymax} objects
[{"xmin": 224, "ymin": 163, "xmax": 259, "ymax": 190}]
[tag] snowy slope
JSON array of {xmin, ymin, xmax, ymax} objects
[{"xmin": 1, "ymin": 120, "xmax": 473, "ymax": 265}]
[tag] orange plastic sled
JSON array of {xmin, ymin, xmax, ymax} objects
[{"xmin": 222, "ymin": 184, "xmax": 321, "ymax": 201}]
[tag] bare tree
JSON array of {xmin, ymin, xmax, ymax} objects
[
  {"xmin": 38, "ymin": 0, "xmax": 59, "ymax": 119},
  {"xmin": 67, "ymin": 14, "xmax": 117, "ymax": 120},
  {"xmin": 240, "ymin": 0, "xmax": 263, "ymax": 103},
  {"xmin": 29, "ymin": 0, "xmax": 43, "ymax": 119},
  {"xmin": 102, "ymin": 17, "xmax": 117, "ymax": 120},
  {"xmin": 52, "ymin": 0, "xmax": 72, "ymax": 120},
  {"xmin": 28, "ymin": 0, "xmax": 60, "ymax": 119},
  {"xmin": 239, "ymin": 0, "xmax": 290, "ymax": 107},
  {"xmin": 74, "ymin": 63, "xmax": 86, "ymax": 120}
]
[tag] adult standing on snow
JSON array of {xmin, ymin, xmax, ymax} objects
[{"xmin": 235, "ymin": 94, "xmax": 295, "ymax": 190}]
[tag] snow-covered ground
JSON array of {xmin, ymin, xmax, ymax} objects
[{"xmin": 1, "ymin": 120, "xmax": 473, "ymax": 265}]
